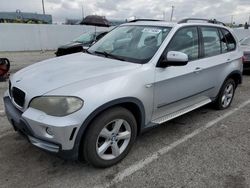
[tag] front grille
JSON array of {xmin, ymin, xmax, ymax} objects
[{"xmin": 12, "ymin": 87, "xmax": 25, "ymax": 107}]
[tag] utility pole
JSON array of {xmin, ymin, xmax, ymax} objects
[
  {"xmin": 42, "ymin": 0, "xmax": 45, "ymax": 15},
  {"xmin": 170, "ymin": 6, "xmax": 174, "ymax": 22},
  {"xmin": 82, "ymin": 0, "xmax": 85, "ymax": 18},
  {"xmin": 82, "ymin": 5, "xmax": 84, "ymax": 18},
  {"xmin": 230, "ymin": 15, "xmax": 234, "ymax": 27},
  {"xmin": 248, "ymin": 15, "xmax": 250, "ymax": 26}
]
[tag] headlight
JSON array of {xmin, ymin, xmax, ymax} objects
[{"xmin": 29, "ymin": 96, "xmax": 83, "ymax": 117}]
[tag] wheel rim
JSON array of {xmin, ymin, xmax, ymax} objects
[
  {"xmin": 221, "ymin": 83, "xmax": 234, "ymax": 108},
  {"xmin": 96, "ymin": 119, "xmax": 131, "ymax": 160}
]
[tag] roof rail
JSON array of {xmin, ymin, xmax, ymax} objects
[
  {"xmin": 178, "ymin": 18, "xmax": 226, "ymax": 26},
  {"xmin": 129, "ymin": 19, "xmax": 162, "ymax": 23}
]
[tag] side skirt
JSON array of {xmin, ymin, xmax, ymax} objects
[{"xmin": 152, "ymin": 98, "xmax": 212, "ymax": 124}]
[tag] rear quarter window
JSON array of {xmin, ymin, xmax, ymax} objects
[{"xmin": 221, "ymin": 29, "xmax": 236, "ymax": 51}]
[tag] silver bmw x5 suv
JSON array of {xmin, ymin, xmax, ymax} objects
[{"xmin": 4, "ymin": 18, "xmax": 243, "ymax": 167}]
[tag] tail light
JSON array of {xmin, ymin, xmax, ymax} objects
[{"xmin": 242, "ymin": 55, "xmax": 247, "ymax": 63}]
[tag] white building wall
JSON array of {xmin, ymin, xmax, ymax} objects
[
  {"xmin": 0, "ymin": 23, "xmax": 108, "ymax": 51},
  {"xmin": 0, "ymin": 23, "xmax": 249, "ymax": 52}
]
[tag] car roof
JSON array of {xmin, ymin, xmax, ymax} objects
[
  {"xmin": 84, "ymin": 30, "xmax": 107, "ymax": 34},
  {"xmin": 242, "ymin": 36, "xmax": 250, "ymax": 40}
]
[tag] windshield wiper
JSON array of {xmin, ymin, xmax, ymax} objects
[
  {"xmin": 94, "ymin": 51, "xmax": 125, "ymax": 61},
  {"xmin": 85, "ymin": 49, "xmax": 92, "ymax": 54}
]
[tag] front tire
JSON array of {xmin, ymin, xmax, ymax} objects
[
  {"xmin": 83, "ymin": 107, "xmax": 137, "ymax": 168},
  {"xmin": 214, "ymin": 78, "xmax": 236, "ymax": 110}
]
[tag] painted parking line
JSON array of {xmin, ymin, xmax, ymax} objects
[
  {"xmin": 0, "ymin": 109, "xmax": 5, "ymax": 116},
  {"xmin": 98, "ymin": 99, "xmax": 250, "ymax": 188}
]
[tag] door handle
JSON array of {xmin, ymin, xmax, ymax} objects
[
  {"xmin": 226, "ymin": 58, "xmax": 231, "ymax": 63},
  {"xmin": 193, "ymin": 67, "xmax": 202, "ymax": 73}
]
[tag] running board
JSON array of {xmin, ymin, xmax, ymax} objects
[{"xmin": 152, "ymin": 98, "xmax": 212, "ymax": 124}]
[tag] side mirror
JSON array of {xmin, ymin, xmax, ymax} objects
[{"xmin": 160, "ymin": 51, "xmax": 189, "ymax": 67}]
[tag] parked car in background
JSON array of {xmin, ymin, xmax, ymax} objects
[
  {"xmin": 240, "ymin": 36, "xmax": 250, "ymax": 73},
  {"xmin": 55, "ymin": 31, "xmax": 108, "ymax": 56},
  {"xmin": 0, "ymin": 58, "xmax": 10, "ymax": 81}
]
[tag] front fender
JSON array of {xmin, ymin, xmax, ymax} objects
[{"xmin": 72, "ymin": 97, "xmax": 146, "ymax": 160}]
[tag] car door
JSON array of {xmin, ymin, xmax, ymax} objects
[
  {"xmin": 152, "ymin": 26, "xmax": 214, "ymax": 121},
  {"xmin": 196, "ymin": 26, "xmax": 238, "ymax": 99}
]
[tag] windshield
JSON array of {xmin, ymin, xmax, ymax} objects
[
  {"xmin": 241, "ymin": 37, "xmax": 250, "ymax": 46},
  {"xmin": 73, "ymin": 32, "xmax": 95, "ymax": 43},
  {"xmin": 88, "ymin": 25, "xmax": 172, "ymax": 64}
]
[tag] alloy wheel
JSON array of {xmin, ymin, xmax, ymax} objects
[
  {"xmin": 221, "ymin": 83, "xmax": 234, "ymax": 108},
  {"xmin": 96, "ymin": 119, "xmax": 131, "ymax": 160}
]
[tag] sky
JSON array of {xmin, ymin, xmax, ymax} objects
[{"xmin": 0, "ymin": 0, "xmax": 249, "ymax": 24}]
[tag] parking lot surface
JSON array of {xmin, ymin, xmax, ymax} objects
[{"xmin": 0, "ymin": 52, "xmax": 249, "ymax": 188}]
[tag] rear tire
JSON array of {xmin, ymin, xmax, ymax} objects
[
  {"xmin": 214, "ymin": 78, "xmax": 236, "ymax": 110},
  {"xmin": 82, "ymin": 107, "xmax": 137, "ymax": 168}
]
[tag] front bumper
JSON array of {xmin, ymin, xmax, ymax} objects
[{"xmin": 3, "ymin": 96, "xmax": 79, "ymax": 160}]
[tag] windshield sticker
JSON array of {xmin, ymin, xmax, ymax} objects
[{"xmin": 142, "ymin": 28, "xmax": 161, "ymax": 34}]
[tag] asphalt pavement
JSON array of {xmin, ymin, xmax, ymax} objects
[{"xmin": 0, "ymin": 51, "xmax": 249, "ymax": 188}]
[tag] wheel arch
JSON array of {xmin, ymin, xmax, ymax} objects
[
  {"xmin": 74, "ymin": 97, "xmax": 146, "ymax": 160},
  {"xmin": 214, "ymin": 70, "xmax": 242, "ymax": 103},
  {"xmin": 225, "ymin": 70, "xmax": 242, "ymax": 87}
]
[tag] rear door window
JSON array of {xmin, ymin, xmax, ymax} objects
[{"xmin": 201, "ymin": 27, "xmax": 221, "ymax": 58}]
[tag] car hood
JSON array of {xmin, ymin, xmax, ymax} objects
[
  {"xmin": 11, "ymin": 53, "xmax": 141, "ymax": 97},
  {"xmin": 240, "ymin": 45, "xmax": 250, "ymax": 53},
  {"xmin": 58, "ymin": 42, "xmax": 83, "ymax": 49}
]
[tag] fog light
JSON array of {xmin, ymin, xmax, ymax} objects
[{"xmin": 46, "ymin": 127, "xmax": 54, "ymax": 136}]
